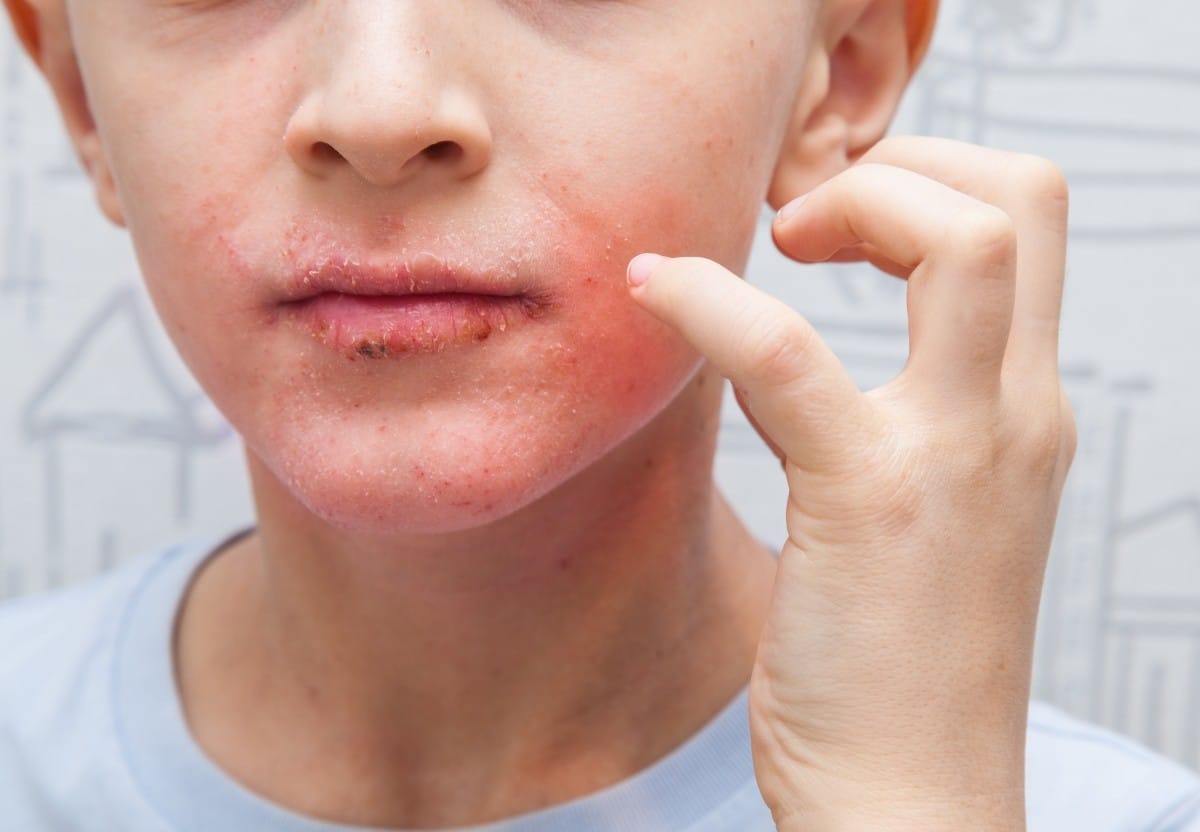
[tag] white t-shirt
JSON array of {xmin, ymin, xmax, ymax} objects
[{"xmin": 2, "ymin": 527, "xmax": 1199, "ymax": 831}]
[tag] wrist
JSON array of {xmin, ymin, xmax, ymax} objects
[
  {"xmin": 773, "ymin": 792, "xmax": 1027, "ymax": 832},
  {"xmin": 760, "ymin": 750, "xmax": 1027, "ymax": 832},
  {"xmin": 753, "ymin": 692, "xmax": 1030, "ymax": 832}
]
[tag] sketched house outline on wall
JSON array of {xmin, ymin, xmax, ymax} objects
[
  {"xmin": 22, "ymin": 287, "xmax": 231, "ymax": 580},
  {"xmin": 1105, "ymin": 479, "xmax": 1200, "ymax": 768},
  {"xmin": 911, "ymin": 0, "xmax": 1200, "ymax": 243}
]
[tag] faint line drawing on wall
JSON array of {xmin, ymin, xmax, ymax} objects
[
  {"xmin": 913, "ymin": 1, "xmax": 1200, "ymax": 243},
  {"xmin": 21, "ymin": 287, "xmax": 232, "ymax": 588},
  {"xmin": 2, "ymin": 173, "xmax": 46, "ymax": 323}
]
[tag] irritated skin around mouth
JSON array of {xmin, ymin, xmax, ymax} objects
[{"xmin": 291, "ymin": 291, "xmax": 552, "ymax": 361}]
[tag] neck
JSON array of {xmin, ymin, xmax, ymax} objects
[{"xmin": 176, "ymin": 364, "xmax": 778, "ymax": 827}]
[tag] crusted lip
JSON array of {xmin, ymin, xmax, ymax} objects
[{"xmin": 279, "ymin": 252, "xmax": 527, "ymax": 304}]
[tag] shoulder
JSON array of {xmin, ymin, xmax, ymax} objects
[
  {"xmin": 1026, "ymin": 700, "xmax": 1200, "ymax": 831},
  {"xmin": 0, "ymin": 546, "xmax": 171, "ymax": 758},
  {"xmin": 0, "ymin": 536, "xmax": 219, "ymax": 831},
  {"xmin": 0, "ymin": 550, "xmax": 161, "ymax": 693},
  {"xmin": 0, "ymin": 531, "xmax": 220, "ymax": 717}
]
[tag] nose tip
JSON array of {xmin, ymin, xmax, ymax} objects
[{"xmin": 286, "ymin": 87, "xmax": 493, "ymax": 189}]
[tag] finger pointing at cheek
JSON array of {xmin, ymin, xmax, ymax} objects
[{"xmin": 626, "ymin": 254, "xmax": 872, "ymax": 473}]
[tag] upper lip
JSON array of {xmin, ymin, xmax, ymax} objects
[{"xmin": 281, "ymin": 253, "xmax": 524, "ymax": 303}]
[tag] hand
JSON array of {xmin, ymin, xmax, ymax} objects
[{"xmin": 626, "ymin": 136, "xmax": 1075, "ymax": 832}]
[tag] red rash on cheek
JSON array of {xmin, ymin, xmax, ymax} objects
[
  {"xmin": 501, "ymin": 179, "xmax": 700, "ymax": 415},
  {"xmin": 140, "ymin": 156, "xmax": 716, "ymax": 533}
]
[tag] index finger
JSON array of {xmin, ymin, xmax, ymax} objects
[{"xmin": 626, "ymin": 254, "xmax": 872, "ymax": 471}]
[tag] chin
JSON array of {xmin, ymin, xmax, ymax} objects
[
  {"xmin": 233, "ymin": 325, "xmax": 704, "ymax": 538},
  {"xmin": 291, "ymin": 479, "xmax": 546, "ymax": 537},
  {"xmin": 248, "ymin": 414, "xmax": 616, "ymax": 537}
]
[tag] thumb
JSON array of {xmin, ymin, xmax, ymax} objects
[{"xmin": 626, "ymin": 254, "xmax": 869, "ymax": 471}]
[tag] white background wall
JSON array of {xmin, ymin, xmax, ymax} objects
[{"xmin": 2, "ymin": 1, "xmax": 1198, "ymax": 767}]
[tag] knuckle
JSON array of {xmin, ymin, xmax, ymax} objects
[
  {"xmin": 1010, "ymin": 404, "xmax": 1073, "ymax": 479},
  {"xmin": 1013, "ymin": 154, "xmax": 1070, "ymax": 204},
  {"xmin": 740, "ymin": 315, "xmax": 813, "ymax": 387},
  {"xmin": 1008, "ymin": 150, "xmax": 1075, "ymax": 234},
  {"xmin": 1024, "ymin": 419, "xmax": 1065, "ymax": 464},
  {"xmin": 947, "ymin": 206, "xmax": 1017, "ymax": 268}
]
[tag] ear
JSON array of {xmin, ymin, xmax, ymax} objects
[
  {"xmin": 4, "ymin": 0, "xmax": 126, "ymax": 226},
  {"xmin": 767, "ymin": 0, "xmax": 938, "ymax": 209}
]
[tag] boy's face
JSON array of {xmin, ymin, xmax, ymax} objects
[{"xmin": 60, "ymin": 1, "xmax": 818, "ymax": 533}]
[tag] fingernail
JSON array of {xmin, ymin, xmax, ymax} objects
[
  {"xmin": 627, "ymin": 253, "xmax": 666, "ymax": 288},
  {"xmin": 775, "ymin": 193, "xmax": 810, "ymax": 224}
]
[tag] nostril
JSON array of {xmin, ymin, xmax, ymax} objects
[
  {"xmin": 313, "ymin": 141, "xmax": 344, "ymax": 163},
  {"xmin": 424, "ymin": 141, "xmax": 462, "ymax": 163}
]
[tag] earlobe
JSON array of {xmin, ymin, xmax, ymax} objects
[
  {"xmin": 4, "ymin": 0, "xmax": 127, "ymax": 227},
  {"xmin": 766, "ymin": 0, "xmax": 938, "ymax": 210},
  {"xmin": 80, "ymin": 133, "xmax": 126, "ymax": 228}
]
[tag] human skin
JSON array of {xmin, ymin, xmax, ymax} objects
[
  {"xmin": 632, "ymin": 136, "xmax": 1074, "ymax": 830},
  {"xmin": 7, "ymin": 1, "xmax": 863, "ymax": 824},
  {"xmin": 3, "ymin": 0, "xmax": 1076, "ymax": 830},
  {"xmin": 59, "ymin": 2, "xmax": 793, "ymax": 537}
]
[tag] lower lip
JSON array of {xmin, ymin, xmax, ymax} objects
[{"xmin": 286, "ymin": 292, "xmax": 543, "ymax": 360}]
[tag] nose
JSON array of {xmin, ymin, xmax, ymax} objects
[{"xmin": 284, "ymin": 6, "xmax": 492, "ymax": 189}]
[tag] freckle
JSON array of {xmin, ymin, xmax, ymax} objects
[
  {"xmin": 303, "ymin": 681, "xmax": 321, "ymax": 704},
  {"xmin": 644, "ymin": 458, "xmax": 654, "ymax": 470},
  {"xmin": 557, "ymin": 558, "xmax": 570, "ymax": 571}
]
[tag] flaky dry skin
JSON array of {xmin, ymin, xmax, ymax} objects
[{"xmin": 298, "ymin": 294, "xmax": 552, "ymax": 361}]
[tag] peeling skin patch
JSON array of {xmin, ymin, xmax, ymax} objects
[
  {"xmin": 355, "ymin": 340, "xmax": 390, "ymax": 359},
  {"xmin": 289, "ymin": 292, "xmax": 541, "ymax": 362},
  {"xmin": 326, "ymin": 313, "xmax": 497, "ymax": 361}
]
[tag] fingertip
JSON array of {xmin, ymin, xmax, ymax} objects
[
  {"xmin": 773, "ymin": 193, "xmax": 810, "ymax": 226},
  {"xmin": 627, "ymin": 252, "xmax": 667, "ymax": 288}
]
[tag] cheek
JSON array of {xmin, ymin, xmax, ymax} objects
[
  {"xmin": 423, "ymin": 180, "xmax": 706, "ymax": 456},
  {"xmin": 102, "ymin": 59, "xmax": 758, "ymax": 533},
  {"xmin": 528, "ymin": 176, "xmax": 703, "ymax": 392}
]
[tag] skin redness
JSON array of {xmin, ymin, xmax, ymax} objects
[{"xmin": 66, "ymin": 2, "xmax": 812, "ymax": 534}]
